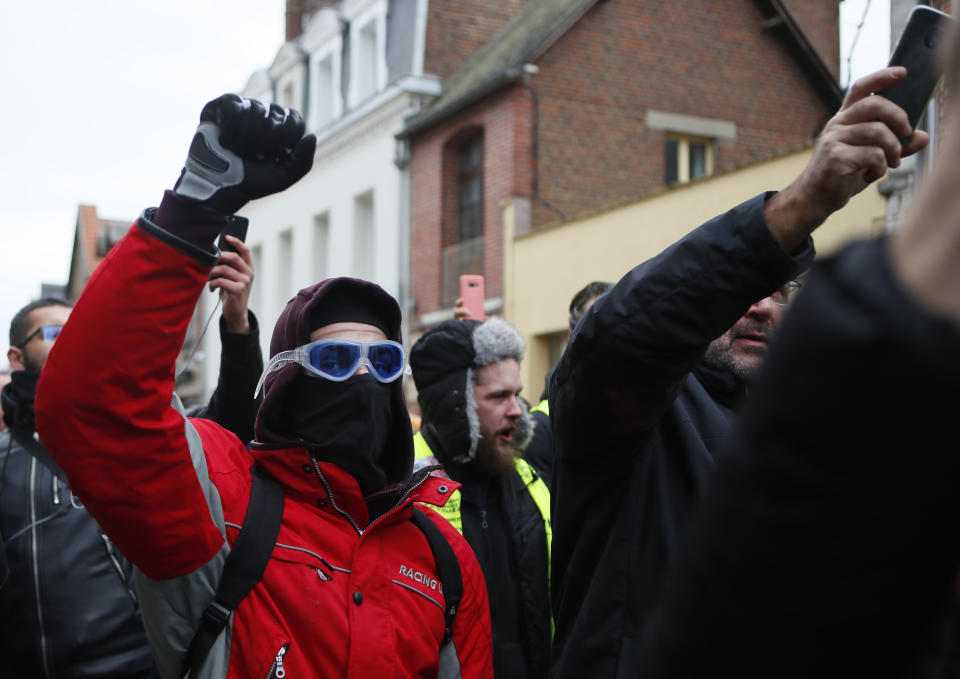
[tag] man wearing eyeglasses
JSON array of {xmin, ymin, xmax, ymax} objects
[
  {"xmin": 548, "ymin": 65, "xmax": 929, "ymax": 679},
  {"xmin": 0, "ymin": 237, "xmax": 265, "ymax": 677},
  {"xmin": 33, "ymin": 94, "xmax": 493, "ymax": 679},
  {"xmin": 0, "ymin": 298, "xmax": 160, "ymax": 679}
]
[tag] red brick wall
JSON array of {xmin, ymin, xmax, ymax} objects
[
  {"xmin": 423, "ymin": 0, "xmax": 532, "ymax": 79},
  {"xmin": 411, "ymin": 86, "xmax": 533, "ymax": 317},
  {"xmin": 782, "ymin": 0, "xmax": 842, "ymax": 80},
  {"xmin": 411, "ymin": 0, "xmax": 840, "ymax": 318},
  {"xmin": 527, "ymin": 0, "xmax": 837, "ymax": 227}
]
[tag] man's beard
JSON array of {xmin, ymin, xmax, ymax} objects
[
  {"xmin": 23, "ymin": 355, "xmax": 43, "ymax": 374},
  {"xmin": 473, "ymin": 437, "xmax": 518, "ymax": 476},
  {"xmin": 703, "ymin": 320, "xmax": 772, "ymax": 382}
]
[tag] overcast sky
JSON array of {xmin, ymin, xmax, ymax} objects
[{"xmin": 0, "ymin": 0, "xmax": 889, "ymax": 369}]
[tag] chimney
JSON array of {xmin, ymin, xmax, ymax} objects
[{"xmin": 285, "ymin": 0, "xmax": 307, "ymax": 42}]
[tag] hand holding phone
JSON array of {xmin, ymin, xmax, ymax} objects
[
  {"xmin": 882, "ymin": 6, "xmax": 954, "ymax": 142},
  {"xmin": 459, "ymin": 275, "xmax": 485, "ymax": 321},
  {"xmin": 217, "ymin": 216, "xmax": 249, "ymax": 253}
]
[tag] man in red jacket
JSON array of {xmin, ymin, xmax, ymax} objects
[{"xmin": 35, "ymin": 95, "xmax": 493, "ymax": 679}]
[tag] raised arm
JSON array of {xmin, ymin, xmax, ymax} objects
[
  {"xmin": 636, "ymin": 58, "xmax": 960, "ymax": 678},
  {"xmin": 35, "ymin": 95, "xmax": 314, "ymax": 578},
  {"xmin": 194, "ymin": 232, "xmax": 263, "ymax": 445},
  {"xmin": 550, "ymin": 67, "xmax": 929, "ymax": 463}
]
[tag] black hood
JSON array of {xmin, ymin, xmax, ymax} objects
[{"xmin": 253, "ymin": 277, "xmax": 413, "ymax": 488}]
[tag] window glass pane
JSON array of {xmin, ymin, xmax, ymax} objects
[
  {"xmin": 458, "ymin": 136, "xmax": 483, "ymax": 242},
  {"xmin": 665, "ymin": 138, "xmax": 678, "ymax": 184},
  {"xmin": 689, "ymin": 142, "xmax": 707, "ymax": 179}
]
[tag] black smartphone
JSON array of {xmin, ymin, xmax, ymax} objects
[
  {"xmin": 882, "ymin": 6, "xmax": 954, "ymax": 142},
  {"xmin": 217, "ymin": 216, "xmax": 249, "ymax": 253}
]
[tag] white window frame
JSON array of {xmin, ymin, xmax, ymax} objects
[
  {"xmin": 348, "ymin": 0, "xmax": 388, "ymax": 107},
  {"xmin": 666, "ymin": 134, "xmax": 714, "ymax": 184},
  {"xmin": 310, "ymin": 38, "xmax": 343, "ymax": 130}
]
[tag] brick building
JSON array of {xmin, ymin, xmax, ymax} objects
[
  {"xmin": 215, "ymin": 0, "xmax": 547, "ymax": 391},
  {"xmin": 400, "ymin": 0, "xmax": 843, "ymax": 326},
  {"xmin": 66, "ymin": 205, "xmax": 205, "ymax": 403}
]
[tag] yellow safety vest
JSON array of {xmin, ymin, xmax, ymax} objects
[
  {"xmin": 413, "ymin": 431, "xmax": 552, "ymax": 590},
  {"xmin": 531, "ymin": 398, "xmax": 549, "ymax": 416}
]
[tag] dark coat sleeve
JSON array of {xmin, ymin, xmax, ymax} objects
[
  {"xmin": 549, "ymin": 193, "xmax": 811, "ymax": 464},
  {"xmin": 635, "ymin": 238, "xmax": 960, "ymax": 678},
  {"xmin": 196, "ymin": 312, "xmax": 263, "ymax": 446}
]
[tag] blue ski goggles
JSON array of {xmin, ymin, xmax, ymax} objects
[{"xmin": 256, "ymin": 339, "xmax": 407, "ymax": 396}]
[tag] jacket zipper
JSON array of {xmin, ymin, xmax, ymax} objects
[
  {"xmin": 51, "ymin": 475, "xmax": 60, "ymax": 505},
  {"xmin": 366, "ymin": 470, "xmax": 433, "ymax": 530},
  {"xmin": 311, "ymin": 462, "xmax": 432, "ymax": 535},
  {"xmin": 29, "ymin": 458, "xmax": 52, "ymax": 679},
  {"xmin": 265, "ymin": 643, "xmax": 289, "ymax": 679},
  {"xmin": 100, "ymin": 533, "xmax": 139, "ymax": 604},
  {"xmin": 312, "ymin": 460, "xmax": 363, "ymax": 535}
]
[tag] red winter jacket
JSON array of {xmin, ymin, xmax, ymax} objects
[{"xmin": 35, "ymin": 211, "xmax": 494, "ymax": 679}]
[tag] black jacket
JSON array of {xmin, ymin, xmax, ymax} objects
[
  {"xmin": 0, "ymin": 316, "xmax": 262, "ymax": 678},
  {"xmin": 184, "ymin": 312, "xmax": 263, "ymax": 445},
  {"xmin": 634, "ymin": 238, "xmax": 960, "ymax": 678},
  {"xmin": 548, "ymin": 194, "xmax": 812, "ymax": 679}
]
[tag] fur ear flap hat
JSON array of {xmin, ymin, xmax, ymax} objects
[{"xmin": 411, "ymin": 317, "xmax": 532, "ymax": 465}]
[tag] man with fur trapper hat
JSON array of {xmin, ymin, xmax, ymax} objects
[
  {"xmin": 411, "ymin": 317, "xmax": 551, "ymax": 679},
  {"xmin": 34, "ymin": 94, "xmax": 493, "ymax": 679}
]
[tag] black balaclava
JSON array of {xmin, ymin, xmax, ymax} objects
[{"xmin": 254, "ymin": 278, "xmax": 413, "ymax": 498}]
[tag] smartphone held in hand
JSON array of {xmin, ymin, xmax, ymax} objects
[
  {"xmin": 217, "ymin": 216, "xmax": 249, "ymax": 253},
  {"xmin": 459, "ymin": 275, "xmax": 485, "ymax": 321},
  {"xmin": 882, "ymin": 6, "xmax": 954, "ymax": 141}
]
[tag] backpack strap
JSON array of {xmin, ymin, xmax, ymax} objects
[
  {"xmin": 180, "ymin": 467, "xmax": 284, "ymax": 678},
  {"xmin": 411, "ymin": 506, "xmax": 463, "ymax": 643}
]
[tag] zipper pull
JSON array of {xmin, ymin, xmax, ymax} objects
[
  {"xmin": 273, "ymin": 644, "xmax": 288, "ymax": 678},
  {"xmin": 316, "ymin": 567, "xmax": 331, "ymax": 582},
  {"xmin": 52, "ymin": 475, "xmax": 61, "ymax": 505},
  {"xmin": 480, "ymin": 509, "xmax": 488, "ymax": 530}
]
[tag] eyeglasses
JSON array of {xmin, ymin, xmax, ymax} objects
[
  {"xmin": 770, "ymin": 281, "xmax": 802, "ymax": 307},
  {"xmin": 18, "ymin": 325, "xmax": 62, "ymax": 348},
  {"xmin": 255, "ymin": 339, "xmax": 407, "ymax": 396}
]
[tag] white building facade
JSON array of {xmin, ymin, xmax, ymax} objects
[{"xmin": 202, "ymin": 0, "xmax": 439, "ymax": 394}]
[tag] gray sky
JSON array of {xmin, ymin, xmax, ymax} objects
[{"xmin": 0, "ymin": 1, "xmax": 889, "ymax": 369}]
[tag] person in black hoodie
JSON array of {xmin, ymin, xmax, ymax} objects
[
  {"xmin": 0, "ymin": 234, "xmax": 262, "ymax": 678},
  {"xmin": 548, "ymin": 65, "xmax": 931, "ymax": 678}
]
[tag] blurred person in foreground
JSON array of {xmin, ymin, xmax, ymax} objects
[
  {"xmin": 548, "ymin": 64, "xmax": 930, "ymax": 678},
  {"xmin": 0, "ymin": 239, "xmax": 262, "ymax": 678},
  {"xmin": 634, "ymin": 30, "xmax": 960, "ymax": 678},
  {"xmin": 34, "ymin": 95, "xmax": 492, "ymax": 679},
  {"xmin": 411, "ymin": 316, "xmax": 551, "ymax": 679}
]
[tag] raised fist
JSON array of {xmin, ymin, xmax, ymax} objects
[{"xmin": 174, "ymin": 94, "xmax": 316, "ymax": 215}]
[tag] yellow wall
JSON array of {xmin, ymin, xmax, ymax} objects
[{"xmin": 502, "ymin": 146, "xmax": 888, "ymax": 402}]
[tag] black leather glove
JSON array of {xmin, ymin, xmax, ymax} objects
[{"xmin": 174, "ymin": 94, "xmax": 316, "ymax": 215}]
